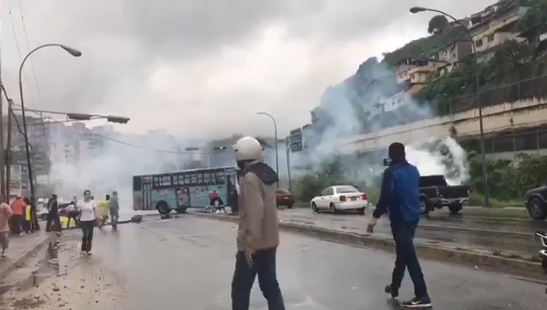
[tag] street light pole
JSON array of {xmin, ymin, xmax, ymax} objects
[
  {"xmin": 257, "ymin": 112, "xmax": 279, "ymax": 183},
  {"xmin": 18, "ymin": 43, "xmax": 82, "ymax": 203},
  {"xmin": 410, "ymin": 6, "xmax": 489, "ymax": 207}
]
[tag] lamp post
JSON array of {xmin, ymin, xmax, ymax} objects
[
  {"xmin": 410, "ymin": 6, "xmax": 489, "ymax": 207},
  {"xmin": 19, "ymin": 44, "xmax": 81, "ymax": 203},
  {"xmin": 256, "ymin": 112, "xmax": 279, "ymax": 182}
]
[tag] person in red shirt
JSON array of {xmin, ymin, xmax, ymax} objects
[{"xmin": 10, "ymin": 195, "xmax": 24, "ymax": 235}]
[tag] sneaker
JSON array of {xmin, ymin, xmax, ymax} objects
[
  {"xmin": 384, "ymin": 284, "xmax": 399, "ymax": 298},
  {"xmin": 400, "ymin": 296, "xmax": 432, "ymax": 308}
]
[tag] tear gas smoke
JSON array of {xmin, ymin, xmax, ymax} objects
[{"xmin": 284, "ymin": 57, "xmax": 469, "ymax": 185}]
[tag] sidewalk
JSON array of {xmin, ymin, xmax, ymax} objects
[{"xmin": 0, "ymin": 231, "xmax": 51, "ymax": 279}]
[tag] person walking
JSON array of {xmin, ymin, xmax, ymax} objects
[
  {"xmin": 231, "ymin": 136, "xmax": 285, "ymax": 310},
  {"xmin": 76, "ymin": 190, "xmax": 97, "ymax": 255},
  {"xmin": 22, "ymin": 197, "xmax": 32, "ymax": 233},
  {"xmin": 109, "ymin": 191, "xmax": 120, "ymax": 230},
  {"xmin": 0, "ymin": 200, "xmax": 12, "ymax": 257},
  {"xmin": 30, "ymin": 197, "xmax": 40, "ymax": 232},
  {"xmin": 367, "ymin": 142, "xmax": 431, "ymax": 308},
  {"xmin": 45, "ymin": 194, "xmax": 60, "ymax": 232},
  {"xmin": 9, "ymin": 195, "xmax": 24, "ymax": 235},
  {"xmin": 66, "ymin": 196, "xmax": 80, "ymax": 228}
]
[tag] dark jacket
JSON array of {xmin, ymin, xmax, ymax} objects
[{"xmin": 373, "ymin": 159, "xmax": 421, "ymax": 223}]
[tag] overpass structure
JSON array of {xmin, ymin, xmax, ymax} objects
[{"xmin": 333, "ymin": 96, "xmax": 547, "ymax": 156}]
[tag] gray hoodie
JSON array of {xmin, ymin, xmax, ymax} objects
[{"xmin": 109, "ymin": 193, "xmax": 120, "ymax": 215}]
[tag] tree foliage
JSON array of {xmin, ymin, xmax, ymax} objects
[
  {"xmin": 428, "ymin": 15, "xmax": 449, "ymax": 34},
  {"xmin": 516, "ymin": 0, "xmax": 547, "ymax": 33}
]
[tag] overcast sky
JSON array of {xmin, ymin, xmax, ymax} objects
[{"xmin": 0, "ymin": 0, "xmax": 497, "ymax": 139}]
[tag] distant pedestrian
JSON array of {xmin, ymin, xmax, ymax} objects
[
  {"xmin": 76, "ymin": 189, "xmax": 97, "ymax": 255},
  {"xmin": 66, "ymin": 196, "xmax": 79, "ymax": 228},
  {"xmin": 231, "ymin": 137, "xmax": 285, "ymax": 310},
  {"xmin": 46, "ymin": 194, "xmax": 60, "ymax": 232},
  {"xmin": 0, "ymin": 201, "xmax": 13, "ymax": 257},
  {"xmin": 109, "ymin": 191, "xmax": 120, "ymax": 230},
  {"xmin": 22, "ymin": 197, "xmax": 32, "ymax": 233},
  {"xmin": 367, "ymin": 142, "xmax": 431, "ymax": 308},
  {"xmin": 30, "ymin": 197, "xmax": 40, "ymax": 232},
  {"xmin": 9, "ymin": 195, "xmax": 24, "ymax": 235}
]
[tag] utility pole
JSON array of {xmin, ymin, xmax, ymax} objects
[
  {"xmin": 286, "ymin": 143, "xmax": 292, "ymax": 192},
  {"xmin": 5, "ymin": 99, "xmax": 12, "ymax": 199},
  {"xmin": 0, "ymin": 83, "xmax": 4, "ymax": 201}
]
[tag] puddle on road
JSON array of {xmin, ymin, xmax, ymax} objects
[{"xmin": 0, "ymin": 233, "xmax": 65, "ymax": 309}]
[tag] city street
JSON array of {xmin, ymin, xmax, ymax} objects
[
  {"xmin": 1, "ymin": 216, "xmax": 546, "ymax": 310},
  {"xmin": 277, "ymin": 208, "xmax": 546, "ymax": 257}
]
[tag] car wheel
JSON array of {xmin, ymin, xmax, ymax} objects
[
  {"xmin": 357, "ymin": 207, "xmax": 365, "ymax": 215},
  {"xmin": 527, "ymin": 197, "xmax": 547, "ymax": 220},
  {"xmin": 329, "ymin": 203, "xmax": 337, "ymax": 214},
  {"xmin": 156, "ymin": 201, "xmax": 170, "ymax": 215},
  {"xmin": 311, "ymin": 202, "xmax": 318, "ymax": 213},
  {"xmin": 419, "ymin": 199, "xmax": 430, "ymax": 215},
  {"xmin": 448, "ymin": 203, "xmax": 462, "ymax": 215},
  {"xmin": 287, "ymin": 203, "xmax": 294, "ymax": 209}
]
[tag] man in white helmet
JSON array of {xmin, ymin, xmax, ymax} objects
[{"xmin": 231, "ymin": 136, "xmax": 285, "ymax": 310}]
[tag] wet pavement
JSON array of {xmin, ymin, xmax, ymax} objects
[
  {"xmin": 0, "ymin": 231, "xmax": 50, "ymax": 279},
  {"xmin": 2, "ymin": 216, "xmax": 546, "ymax": 309},
  {"xmin": 277, "ymin": 209, "xmax": 546, "ymax": 259}
]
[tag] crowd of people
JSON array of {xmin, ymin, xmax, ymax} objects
[{"xmin": 0, "ymin": 190, "xmax": 120, "ymax": 258}]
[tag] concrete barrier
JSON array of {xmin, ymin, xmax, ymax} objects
[{"xmin": 194, "ymin": 213, "xmax": 545, "ymax": 282}]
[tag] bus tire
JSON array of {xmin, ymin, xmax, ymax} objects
[
  {"xmin": 156, "ymin": 201, "xmax": 170, "ymax": 215},
  {"xmin": 176, "ymin": 207, "xmax": 187, "ymax": 214}
]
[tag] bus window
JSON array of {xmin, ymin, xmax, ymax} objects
[
  {"xmin": 133, "ymin": 176, "xmax": 142, "ymax": 191},
  {"xmin": 161, "ymin": 175, "xmax": 172, "ymax": 186},
  {"xmin": 190, "ymin": 173, "xmax": 197, "ymax": 185},
  {"xmin": 153, "ymin": 176, "xmax": 160, "ymax": 188},
  {"xmin": 203, "ymin": 172, "xmax": 211, "ymax": 184},
  {"xmin": 176, "ymin": 174, "xmax": 185, "ymax": 185},
  {"xmin": 197, "ymin": 173, "xmax": 203, "ymax": 185},
  {"xmin": 215, "ymin": 171, "xmax": 226, "ymax": 184},
  {"xmin": 184, "ymin": 173, "xmax": 191, "ymax": 185}
]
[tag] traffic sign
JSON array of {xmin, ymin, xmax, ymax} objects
[{"xmin": 289, "ymin": 128, "xmax": 302, "ymax": 153}]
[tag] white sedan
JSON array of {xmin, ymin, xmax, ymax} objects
[{"xmin": 310, "ymin": 185, "xmax": 368, "ymax": 214}]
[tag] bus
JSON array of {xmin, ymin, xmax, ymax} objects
[{"xmin": 132, "ymin": 166, "xmax": 239, "ymax": 214}]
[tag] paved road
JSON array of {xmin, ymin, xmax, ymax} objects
[
  {"xmin": 1, "ymin": 216, "xmax": 546, "ymax": 310},
  {"xmin": 278, "ymin": 209, "xmax": 544, "ymax": 257}
]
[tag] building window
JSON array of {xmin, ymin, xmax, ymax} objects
[
  {"xmin": 475, "ymin": 39, "xmax": 483, "ymax": 47},
  {"xmin": 487, "ymin": 34, "xmax": 495, "ymax": 42}
]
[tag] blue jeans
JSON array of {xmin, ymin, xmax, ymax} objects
[
  {"xmin": 231, "ymin": 248, "xmax": 285, "ymax": 310},
  {"xmin": 391, "ymin": 221, "xmax": 428, "ymax": 298}
]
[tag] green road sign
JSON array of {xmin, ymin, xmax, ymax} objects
[{"xmin": 289, "ymin": 128, "xmax": 302, "ymax": 152}]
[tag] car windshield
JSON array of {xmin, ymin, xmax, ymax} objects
[
  {"xmin": 276, "ymin": 189, "xmax": 290, "ymax": 194},
  {"xmin": 336, "ymin": 186, "xmax": 359, "ymax": 193}
]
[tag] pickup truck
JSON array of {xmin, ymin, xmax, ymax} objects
[{"xmin": 419, "ymin": 175, "xmax": 471, "ymax": 215}]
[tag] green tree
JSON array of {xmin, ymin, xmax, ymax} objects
[{"xmin": 428, "ymin": 15, "xmax": 449, "ymax": 34}]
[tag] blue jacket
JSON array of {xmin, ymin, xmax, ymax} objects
[{"xmin": 372, "ymin": 159, "xmax": 421, "ymax": 223}]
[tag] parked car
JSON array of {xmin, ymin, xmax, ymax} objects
[
  {"xmin": 276, "ymin": 189, "xmax": 295, "ymax": 209},
  {"xmin": 525, "ymin": 186, "xmax": 547, "ymax": 220},
  {"xmin": 310, "ymin": 185, "xmax": 368, "ymax": 214},
  {"xmin": 419, "ymin": 175, "xmax": 471, "ymax": 215}
]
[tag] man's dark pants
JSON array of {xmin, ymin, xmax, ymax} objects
[
  {"xmin": 390, "ymin": 221, "xmax": 428, "ymax": 298},
  {"xmin": 231, "ymin": 248, "xmax": 285, "ymax": 310},
  {"xmin": 46, "ymin": 213, "xmax": 60, "ymax": 232},
  {"xmin": 10, "ymin": 215, "xmax": 22, "ymax": 234}
]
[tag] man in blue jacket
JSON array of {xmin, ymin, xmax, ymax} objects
[{"xmin": 367, "ymin": 142, "xmax": 431, "ymax": 308}]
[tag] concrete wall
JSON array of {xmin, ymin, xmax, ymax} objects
[{"xmin": 332, "ymin": 97, "xmax": 547, "ymax": 154}]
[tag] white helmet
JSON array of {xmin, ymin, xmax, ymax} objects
[{"xmin": 233, "ymin": 136, "xmax": 263, "ymax": 161}]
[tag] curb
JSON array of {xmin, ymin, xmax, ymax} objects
[
  {"xmin": 193, "ymin": 213, "xmax": 544, "ymax": 281},
  {"xmin": 0, "ymin": 233, "xmax": 55, "ymax": 280}
]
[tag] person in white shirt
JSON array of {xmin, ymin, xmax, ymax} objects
[{"xmin": 76, "ymin": 190, "xmax": 97, "ymax": 255}]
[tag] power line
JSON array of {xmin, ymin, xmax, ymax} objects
[
  {"xmin": 88, "ymin": 132, "xmax": 203, "ymax": 155},
  {"xmin": 8, "ymin": 8, "xmax": 34, "ymax": 108},
  {"xmin": 17, "ymin": 0, "xmax": 42, "ymax": 102}
]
